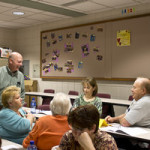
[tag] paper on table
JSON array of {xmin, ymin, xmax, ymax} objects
[
  {"xmin": 2, "ymin": 145, "xmax": 22, "ymax": 150},
  {"xmin": 101, "ymin": 123, "xmax": 148, "ymax": 136},
  {"xmin": 38, "ymin": 110, "xmax": 52, "ymax": 115},
  {"xmin": 99, "ymin": 119, "xmax": 110, "ymax": 128}
]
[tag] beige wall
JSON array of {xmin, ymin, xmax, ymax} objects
[
  {"xmin": 2, "ymin": 6, "xmax": 146, "ymax": 115},
  {"xmin": 0, "ymin": 28, "xmax": 16, "ymax": 50}
]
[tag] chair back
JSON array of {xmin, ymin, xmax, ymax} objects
[
  {"xmin": 42, "ymin": 89, "xmax": 55, "ymax": 105},
  {"xmin": 128, "ymin": 95, "xmax": 133, "ymax": 101},
  {"xmin": 68, "ymin": 90, "xmax": 79, "ymax": 95},
  {"xmin": 68, "ymin": 90, "xmax": 79, "ymax": 105},
  {"xmin": 44, "ymin": 89, "xmax": 55, "ymax": 93},
  {"xmin": 38, "ymin": 105, "xmax": 50, "ymax": 111},
  {"xmin": 96, "ymin": 93, "xmax": 114, "ymax": 118},
  {"xmin": 96, "ymin": 93, "xmax": 111, "ymax": 98},
  {"xmin": 37, "ymin": 89, "xmax": 55, "ymax": 110}
]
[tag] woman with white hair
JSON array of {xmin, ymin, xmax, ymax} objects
[{"xmin": 23, "ymin": 92, "xmax": 71, "ymax": 150}]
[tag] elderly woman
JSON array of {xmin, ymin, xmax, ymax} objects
[
  {"xmin": 71, "ymin": 77, "xmax": 102, "ymax": 116},
  {"xmin": 58, "ymin": 105, "xmax": 118, "ymax": 150},
  {"xmin": 23, "ymin": 92, "xmax": 71, "ymax": 149},
  {"xmin": 0, "ymin": 86, "xmax": 34, "ymax": 144}
]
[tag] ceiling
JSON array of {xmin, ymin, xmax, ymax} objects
[{"xmin": 0, "ymin": 0, "xmax": 149, "ymax": 29}]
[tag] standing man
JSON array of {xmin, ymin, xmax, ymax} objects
[{"xmin": 0, "ymin": 52, "xmax": 25, "ymax": 107}]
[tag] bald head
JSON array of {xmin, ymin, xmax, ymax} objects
[
  {"xmin": 132, "ymin": 77, "xmax": 150, "ymax": 101},
  {"xmin": 8, "ymin": 52, "xmax": 23, "ymax": 72},
  {"xmin": 9, "ymin": 52, "xmax": 22, "ymax": 60},
  {"xmin": 136, "ymin": 77, "xmax": 150, "ymax": 94}
]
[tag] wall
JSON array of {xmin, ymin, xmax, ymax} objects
[
  {"xmin": 0, "ymin": 28, "xmax": 16, "ymax": 50},
  {"xmin": 14, "ymin": 5, "xmax": 150, "ymax": 115}
]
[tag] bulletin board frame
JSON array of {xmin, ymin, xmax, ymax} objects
[
  {"xmin": 40, "ymin": 13, "xmax": 150, "ymax": 81},
  {"xmin": 40, "ymin": 22, "xmax": 106, "ymax": 80}
]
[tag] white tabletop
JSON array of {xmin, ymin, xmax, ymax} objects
[
  {"xmin": 2, "ymin": 139, "xmax": 25, "ymax": 150},
  {"xmin": 25, "ymin": 92, "xmax": 131, "ymax": 106},
  {"xmin": 101, "ymin": 123, "xmax": 150, "ymax": 143}
]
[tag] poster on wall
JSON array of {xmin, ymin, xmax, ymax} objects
[
  {"xmin": 117, "ymin": 30, "xmax": 130, "ymax": 46},
  {"xmin": 0, "ymin": 48, "xmax": 12, "ymax": 58}
]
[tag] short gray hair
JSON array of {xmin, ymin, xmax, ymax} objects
[{"xmin": 50, "ymin": 92, "xmax": 71, "ymax": 115}]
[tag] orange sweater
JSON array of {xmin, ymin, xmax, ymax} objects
[{"xmin": 23, "ymin": 115, "xmax": 70, "ymax": 150}]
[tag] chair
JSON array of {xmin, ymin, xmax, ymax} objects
[
  {"xmin": 37, "ymin": 89, "xmax": 55, "ymax": 110},
  {"xmin": 128, "ymin": 95, "xmax": 133, "ymax": 101},
  {"xmin": 68, "ymin": 90, "xmax": 79, "ymax": 105},
  {"xmin": 23, "ymin": 102, "xmax": 27, "ymax": 107},
  {"xmin": 96, "ymin": 93, "xmax": 115, "ymax": 118}
]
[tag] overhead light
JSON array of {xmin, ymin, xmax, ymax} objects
[
  {"xmin": 13, "ymin": 11, "xmax": 24, "ymax": 15},
  {"xmin": 62, "ymin": 0, "xmax": 88, "ymax": 7}
]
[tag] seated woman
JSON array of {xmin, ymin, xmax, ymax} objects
[
  {"xmin": 0, "ymin": 86, "xmax": 34, "ymax": 144},
  {"xmin": 58, "ymin": 104, "xmax": 118, "ymax": 150},
  {"xmin": 23, "ymin": 92, "xmax": 71, "ymax": 150},
  {"xmin": 71, "ymin": 77, "xmax": 102, "ymax": 116}
]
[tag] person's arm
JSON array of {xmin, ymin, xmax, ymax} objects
[
  {"xmin": 71, "ymin": 97, "xmax": 80, "ymax": 110},
  {"xmin": 23, "ymin": 120, "xmax": 40, "ymax": 148},
  {"xmin": 94, "ymin": 97, "xmax": 102, "ymax": 115},
  {"xmin": 26, "ymin": 113, "xmax": 35, "ymax": 127},
  {"xmin": 119, "ymin": 117, "xmax": 131, "ymax": 127},
  {"xmin": 105, "ymin": 114, "xmax": 131, "ymax": 127},
  {"xmin": 19, "ymin": 108, "xmax": 35, "ymax": 127},
  {"xmin": 77, "ymin": 132, "xmax": 95, "ymax": 150},
  {"xmin": 105, "ymin": 114, "xmax": 125, "ymax": 123},
  {"xmin": 2, "ymin": 110, "xmax": 31, "ymax": 133},
  {"xmin": 20, "ymin": 73, "xmax": 25, "ymax": 105}
]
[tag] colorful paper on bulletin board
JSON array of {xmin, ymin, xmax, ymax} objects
[{"xmin": 117, "ymin": 30, "xmax": 130, "ymax": 46}]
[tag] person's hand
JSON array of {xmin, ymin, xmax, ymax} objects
[
  {"xmin": 105, "ymin": 115, "xmax": 114, "ymax": 123},
  {"xmin": 26, "ymin": 113, "xmax": 34, "ymax": 119},
  {"xmin": 26, "ymin": 113, "xmax": 35, "ymax": 124},
  {"xmin": 77, "ymin": 132, "xmax": 95, "ymax": 150}
]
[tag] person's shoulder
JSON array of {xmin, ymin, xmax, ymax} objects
[
  {"xmin": 38, "ymin": 115, "xmax": 54, "ymax": 122},
  {"xmin": 96, "ymin": 130, "xmax": 115, "ymax": 141},
  {"xmin": 18, "ymin": 70, "xmax": 24, "ymax": 76},
  {"xmin": 0, "ymin": 108, "xmax": 13, "ymax": 117},
  {"xmin": 75, "ymin": 94, "xmax": 83, "ymax": 101},
  {"xmin": 63, "ymin": 130, "xmax": 73, "ymax": 138},
  {"xmin": 138, "ymin": 95, "xmax": 150, "ymax": 104},
  {"xmin": 0, "ymin": 66, "xmax": 6, "ymax": 71},
  {"xmin": 95, "ymin": 96, "xmax": 102, "ymax": 101}
]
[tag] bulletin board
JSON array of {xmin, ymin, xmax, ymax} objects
[
  {"xmin": 41, "ymin": 14, "xmax": 150, "ymax": 80},
  {"xmin": 41, "ymin": 23, "xmax": 106, "ymax": 79}
]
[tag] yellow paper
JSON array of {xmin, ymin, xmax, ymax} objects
[
  {"xmin": 117, "ymin": 30, "xmax": 130, "ymax": 46},
  {"xmin": 99, "ymin": 119, "xmax": 109, "ymax": 128}
]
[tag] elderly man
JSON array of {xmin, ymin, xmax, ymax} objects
[
  {"xmin": 0, "ymin": 52, "xmax": 25, "ymax": 107},
  {"xmin": 105, "ymin": 77, "xmax": 150, "ymax": 127},
  {"xmin": 105, "ymin": 77, "xmax": 150, "ymax": 149}
]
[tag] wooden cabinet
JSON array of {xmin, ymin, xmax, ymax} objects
[{"xmin": 24, "ymin": 80, "xmax": 38, "ymax": 107}]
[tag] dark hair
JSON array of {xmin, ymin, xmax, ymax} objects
[
  {"xmin": 68, "ymin": 104, "xmax": 100, "ymax": 133},
  {"xmin": 82, "ymin": 77, "xmax": 98, "ymax": 96}
]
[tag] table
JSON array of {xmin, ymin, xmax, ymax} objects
[
  {"xmin": 25, "ymin": 92, "xmax": 131, "ymax": 106},
  {"xmin": 2, "ymin": 139, "xmax": 25, "ymax": 149},
  {"xmin": 101, "ymin": 123, "xmax": 150, "ymax": 143}
]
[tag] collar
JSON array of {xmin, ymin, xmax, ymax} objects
[{"xmin": 6, "ymin": 66, "xmax": 18, "ymax": 77}]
